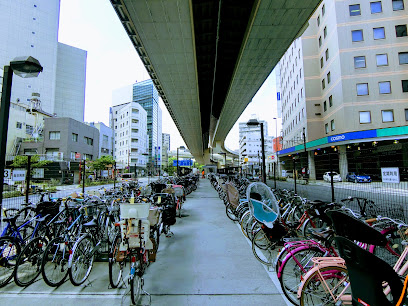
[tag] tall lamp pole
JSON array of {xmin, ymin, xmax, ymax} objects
[
  {"xmin": 176, "ymin": 147, "xmax": 179, "ymax": 177},
  {"xmin": 247, "ymin": 119, "xmax": 266, "ymax": 184},
  {"xmin": 273, "ymin": 117, "xmax": 278, "ymax": 189},
  {"xmin": 0, "ymin": 56, "xmax": 43, "ymax": 211}
]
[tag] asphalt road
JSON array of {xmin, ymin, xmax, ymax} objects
[{"xmin": 267, "ymin": 179, "xmax": 408, "ymax": 220}]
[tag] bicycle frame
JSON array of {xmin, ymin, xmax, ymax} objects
[
  {"xmin": 1, "ymin": 214, "xmax": 42, "ymax": 243},
  {"xmin": 297, "ymin": 257, "xmax": 351, "ymax": 303},
  {"xmin": 277, "ymin": 239, "xmax": 338, "ymax": 278}
]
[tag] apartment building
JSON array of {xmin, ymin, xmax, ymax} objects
[{"xmin": 110, "ymin": 102, "xmax": 148, "ymax": 172}]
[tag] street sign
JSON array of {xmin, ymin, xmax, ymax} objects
[
  {"xmin": 381, "ymin": 167, "xmax": 400, "ymax": 183},
  {"xmin": 12, "ymin": 170, "xmax": 26, "ymax": 182},
  {"xmin": 173, "ymin": 159, "xmax": 192, "ymax": 166},
  {"xmin": 75, "ymin": 153, "xmax": 81, "ymax": 159},
  {"xmin": 4, "ymin": 169, "xmax": 11, "ymax": 179}
]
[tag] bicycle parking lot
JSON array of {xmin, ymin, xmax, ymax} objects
[{"xmin": 0, "ymin": 179, "xmax": 288, "ymax": 306}]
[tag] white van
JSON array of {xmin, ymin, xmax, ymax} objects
[{"xmin": 119, "ymin": 173, "xmax": 137, "ymax": 183}]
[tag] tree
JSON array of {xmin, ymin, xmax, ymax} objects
[
  {"xmin": 88, "ymin": 155, "xmax": 115, "ymax": 178},
  {"xmin": 11, "ymin": 155, "xmax": 51, "ymax": 168}
]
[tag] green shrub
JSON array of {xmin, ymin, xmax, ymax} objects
[{"xmin": 3, "ymin": 191, "xmax": 23, "ymax": 198}]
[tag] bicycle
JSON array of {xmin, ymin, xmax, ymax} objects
[{"xmin": 108, "ymin": 201, "xmax": 153, "ymax": 305}]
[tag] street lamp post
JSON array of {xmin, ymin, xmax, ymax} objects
[
  {"xmin": 273, "ymin": 117, "xmax": 278, "ymax": 189},
  {"xmin": 0, "ymin": 56, "xmax": 43, "ymax": 211},
  {"xmin": 176, "ymin": 147, "xmax": 179, "ymax": 177},
  {"xmin": 247, "ymin": 119, "xmax": 266, "ymax": 184}
]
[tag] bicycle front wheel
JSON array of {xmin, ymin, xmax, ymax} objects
[
  {"xmin": 14, "ymin": 236, "xmax": 48, "ymax": 287},
  {"xmin": 68, "ymin": 234, "xmax": 95, "ymax": 286},
  {"xmin": 226, "ymin": 203, "xmax": 238, "ymax": 221},
  {"xmin": 41, "ymin": 236, "xmax": 70, "ymax": 287},
  {"xmin": 130, "ymin": 273, "xmax": 143, "ymax": 305},
  {"xmin": 279, "ymin": 247, "xmax": 325, "ymax": 305},
  {"xmin": 300, "ymin": 265, "xmax": 350, "ymax": 306},
  {"xmin": 0, "ymin": 236, "xmax": 21, "ymax": 287},
  {"xmin": 251, "ymin": 229, "xmax": 275, "ymax": 266},
  {"xmin": 109, "ymin": 234, "xmax": 124, "ymax": 288}
]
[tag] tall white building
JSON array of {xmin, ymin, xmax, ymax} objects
[
  {"xmin": 0, "ymin": 1, "xmax": 87, "ymax": 153},
  {"xmin": 239, "ymin": 119, "xmax": 269, "ymax": 173},
  {"xmin": 110, "ymin": 101, "xmax": 148, "ymax": 172},
  {"xmin": 278, "ymin": 0, "xmax": 408, "ymax": 180}
]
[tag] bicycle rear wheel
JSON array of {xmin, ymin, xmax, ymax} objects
[
  {"xmin": 240, "ymin": 211, "xmax": 251, "ymax": 238},
  {"xmin": 0, "ymin": 236, "xmax": 21, "ymax": 287},
  {"xmin": 109, "ymin": 234, "xmax": 124, "ymax": 288},
  {"xmin": 14, "ymin": 236, "xmax": 48, "ymax": 287},
  {"xmin": 68, "ymin": 234, "xmax": 95, "ymax": 286},
  {"xmin": 41, "ymin": 236, "xmax": 70, "ymax": 287},
  {"xmin": 279, "ymin": 247, "xmax": 325, "ymax": 305},
  {"xmin": 300, "ymin": 265, "xmax": 349, "ymax": 306}
]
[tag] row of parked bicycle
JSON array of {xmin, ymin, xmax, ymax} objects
[
  {"xmin": 209, "ymin": 173, "xmax": 408, "ymax": 306},
  {"xmin": 0, "ymin": 174, "xmax": 199, "ymax": 305}
]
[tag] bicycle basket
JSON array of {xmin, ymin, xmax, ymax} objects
[
  {"xmin": 35, "ymin": 201, "xmax": 60, "ymax": 216},
  {"xmin": 246, "ymin": 182, "xmax": 280, "ymax": 228}
]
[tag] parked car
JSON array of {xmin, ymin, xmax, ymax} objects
[
  {"xmin": 346, "ymin": 172, "xmax": 372, "ymax": 183},
  {"xmin": 323, "ymin": 171, "xmax": 342, "ymax": 182}
]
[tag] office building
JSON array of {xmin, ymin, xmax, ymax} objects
[
  {"xmin": 278, "ymin": 0, "xmax": 408, "ymax": 180},
  {"xmin": 88, "ymin": 122, "xmax": 114, "ymax": 157},
  {"xmin": 133, "ymin": 80, "xmax": 163, "ymax": 173},
  {"xmin": 0, "ymin": 1, "xmax": 87, "ymax": 156}
]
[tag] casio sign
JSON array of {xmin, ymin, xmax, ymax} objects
[{"xmin": 330, "ymin": 135, "xmax": 346, "ymax": 142}]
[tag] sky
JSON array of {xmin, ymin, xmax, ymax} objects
[{"xmin": 58, "ymin": 0, "xmax": 281, "ymax": 152}]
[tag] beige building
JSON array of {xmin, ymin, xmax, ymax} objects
[{"xmin": 278, "ymin": 0, "xmax": 408, "ymax": 180}]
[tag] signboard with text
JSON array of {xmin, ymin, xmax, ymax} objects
[
  {"xmin": 173, "ymin": 159, "xmax": 193, "ymax": 166},
  {"xmin": 381, "ymin": 167, "xmax": 400, "ymax": 183},
  {"xmin": 4, "ymin": 169, "xmax": 11, "ymax": 180},
  {"xmin": 12, "ymin": 170, "xmax": 26, "ymax": 182}
]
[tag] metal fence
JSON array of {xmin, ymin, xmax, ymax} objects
[
  {"xmin": 270, "ymin": 144, "xmax": 408, "ymax": 221},
  {"xmin": 1, "ymin": 154, "xmax": 116, "ymax": 211}
]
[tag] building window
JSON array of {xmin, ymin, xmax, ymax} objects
[
  {"xmin": 320, "ymin": 57, "xmax": 324, "ymax": 68},
  {"xmin": 379, "ymin": 81, "xmax": 391, "ymax": 94},
  {"xmin": 324, "ymin": 101, "xmax": 327, "ymax": 112},
  {"xmin": 49, "ymin": 131, "xmax": 60, "ymax": 140},
  {"xmin": 402, "ymin": 80, "xmax": 408, "ymax": 92},
  {"xmin": 349, "ymin": 4, "xmax": 361, "ymax": 16},
  {"xmin": 322, "ymin": 4, "xmax": 325, "ymax": 15},
  {"xmin": 405, "ymin": 109, "xmax": 408, "ymax": 121},
  {"xmin": 329, "ymin": 95, "xmax": 333, "ymax": 107},
  {"xmin": 357, "ymin": 83, "xmax": 369, "ymax": 95},
  {"xmin": 25, "ymin": 125, "xmax": 33, "ymax": 135},
  {"xmin": 352, "ymin": 30, "xmax": 364, "ymax": 42},
  {"xmin": 382, "ymin": 110, "xmax": 394, "ymax": 122},
  {"xmin": 84, "ymin": 136, "xmax": 93, "ymax": 146},
  {"xmin": 331, "ymin": 119, "xmax": 335, "ymax": 131},
  {"xmin": 317, "ymin": 15, "xmax": 320, "ymax": 26},
  {"xmin": 325, "ymin": 48, "xmax": 329, "ymax": 60},
  {"xmin": 322, "ymin": 79, "xmax": 326, "ymax": 90},
  {"xmin": 324, "ymin": 26, "xmax": 327, "ymax": 38},
  {"xmin": 370, "ymin": 1, "xmax": 382, "ymax": 13},
  {"xmin": 376, "ymin": 53, "xmax": 388, "ymax": 66},
  {"xmin": 325, "ymin": 123, "xmax": 329, "ymax": 134},
  {"xmin": 396, "ymin": 25, "xmax": 407, "ymax": 37},
  {"xmin": 359, "ymin": 111, "xmax": 371, "ymax": 123},
  {"xmin": 327, "ymin": 72, "xmax": 331, "ymax": 84},
  {"xmin": 399, "ymin": 52, "xmax": 408, "ymax": 64},
  {"xmin": 373, "ymin": 27, "xmax": 385, "ymax": 39},
  {"xmin": 392, "ymin": 0, "xmax": 405, "ymax": 11},
  {"xmin": 354, "ymin": 56, "xmax": 366, "ymax": 68},
  {"xmin": 72, "ymin": 133, "xmax": 78, "ymax": 142},
  {"xmin": 319, "ymin": 36, "xmax": 322, "ymax": 47},
  {"xmin": 16, "ymin": 122, "xmax": 22, "ymax": 129}
]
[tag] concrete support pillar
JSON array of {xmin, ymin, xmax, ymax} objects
[
  {"xmin": 308, "ymin": 151, "xmax": 316, "ymax": 180},
  {"xmin": 338, "ymin": 145, "xmax": 348, "ymax": 180}
]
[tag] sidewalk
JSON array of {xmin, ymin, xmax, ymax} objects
[{"xmin": 1, "ymin": 179, "xmax": 286, "ymax": 306}]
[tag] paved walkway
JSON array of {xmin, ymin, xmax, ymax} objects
[{"xmin": 1, "ymin": 179, "xmax": 286, "ymax": 306}]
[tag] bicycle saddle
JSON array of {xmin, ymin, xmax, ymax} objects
[{"xmin": 83, "ymin": 218, "xmax": 98, "ymax": 228}]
